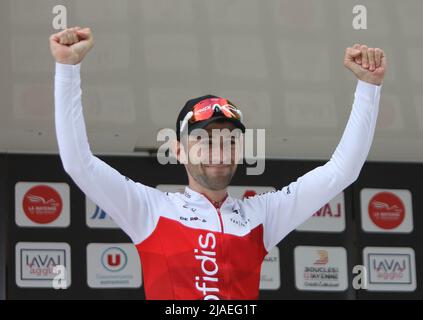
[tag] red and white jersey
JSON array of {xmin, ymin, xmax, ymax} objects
[{"xmin": 54, "ymin": 63, "xmax": 382, "ymax": 299}]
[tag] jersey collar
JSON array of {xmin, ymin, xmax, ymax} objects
[{"xmin": 184, "ymin": 186, "xmax": 240, "ymax": 213}]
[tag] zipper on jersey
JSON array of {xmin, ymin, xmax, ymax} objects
[
  {"xmin": 214, "ymin": 206, "xmax": 227, "ymax": 299},
  {"xmin": 216, "ymin": 207, "xmax": 224, "ymax": 233},
  {"xmin": 200, "ymin": 192, "xmax": 229, "ymax": 299}
]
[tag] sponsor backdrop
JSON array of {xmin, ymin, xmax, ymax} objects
[
  {"xmin": 353, "ymin": 162, "xmax": 423, "ymax": 299},
  {"xmin": 0, "ymin": 154, "xmax": 422, "ymax": 299}
]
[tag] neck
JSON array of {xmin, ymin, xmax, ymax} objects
[{"xmin": 188, "ymin": 182, "xmax": 228, "ymax": 205}]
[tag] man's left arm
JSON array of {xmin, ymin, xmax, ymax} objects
[{"xmin": 256, "ymin": 44, "xmax": 387, "ymax": 252}]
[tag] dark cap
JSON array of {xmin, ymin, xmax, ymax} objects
[{"xmin": 176, "ymin": 94, "xmax": 246, "ymax": 140}]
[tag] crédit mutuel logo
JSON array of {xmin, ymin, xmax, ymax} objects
[{"xmin": 156, "ymin": 124, "xmax": 266, "ymax": 176}]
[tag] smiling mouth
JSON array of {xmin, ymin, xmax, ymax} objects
[{"xmin": 203, "ymin": 164, "xmax": 231, "ymax": 168}]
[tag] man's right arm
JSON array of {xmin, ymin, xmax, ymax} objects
[{"xmin": 52, "ymin": 27, "xmax": 162, "ymax": 244}]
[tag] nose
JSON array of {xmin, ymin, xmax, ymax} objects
[{"xmin": 209, "ymin": 138, "xmax": 231, "ymax": 164}]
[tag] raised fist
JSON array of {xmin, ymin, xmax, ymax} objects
[
  {"xmin": 49, "ymin": 27, "xmax": 94, "ymax": 65},
  {"xmin": 344, "ymin": 44, "xmax": 387, "ymax": 86}
]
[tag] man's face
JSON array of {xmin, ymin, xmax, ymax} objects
[{"xmin": 181, "ymin": 121, "xmax": 241, "ymax": 191}]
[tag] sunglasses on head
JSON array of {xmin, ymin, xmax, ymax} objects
[{"xmin": 180, "ymin": 97, "xmax": 243, "ymax": 134}]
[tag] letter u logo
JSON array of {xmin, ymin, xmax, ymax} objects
[{"xmin": 107, "ymin": 254, "xmax": 121, "ymax": 267}]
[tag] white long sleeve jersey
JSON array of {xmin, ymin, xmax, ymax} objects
[{"xmin": 54, "ymin": 63, "xmax": 381, "ymax": 300}]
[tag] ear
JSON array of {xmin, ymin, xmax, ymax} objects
[{"xmin": 171, "ymin": 139, "xmax": 179, "ymax": 163}]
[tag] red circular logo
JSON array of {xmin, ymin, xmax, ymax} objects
[
  {"xmin": 368, "ymin": 192, "xmax": 405, "ymax": 229},
  {"xmin": 22, "ymin": 185, "xmax": 62, "ymax": 224}
]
